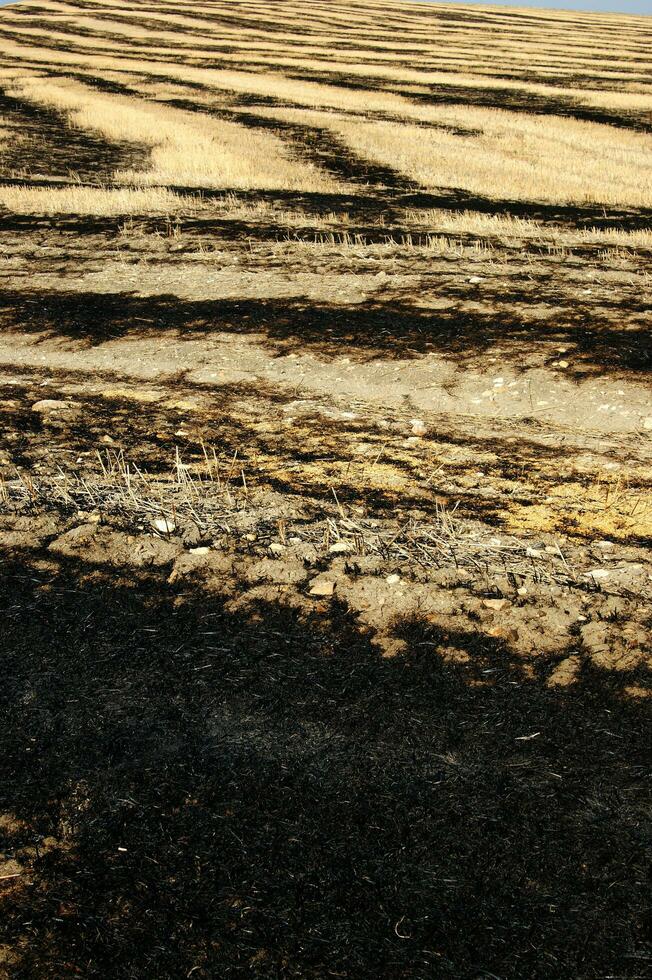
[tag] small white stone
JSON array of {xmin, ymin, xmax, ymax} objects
[
  {"xmin": 31, "ymin": 399, "xmax": 78, "ymax": 413},
  {"xmin": 410, "ymin": 419, "xmax": 427, "ymax": 436},
  {"xmin": 152, "ymin": 517, "xmax": 175, "ymax": 534},
  {"xmin": 386, "ymin": 574, "xmax": 401, "ymax": 585},
  {"xmin": 329, "ymin": 541, "xmax": 352, "ymax": 554},
  {"xmin": 483, "ymin": 598, "xmax": 508, "ymax": 611},
  {"xmin": 643, "ymin": 417, "xmax": 652, "ymax": 431},
  {"xmin": 309, "ymin": 578, "xmax": 336, "ymax": 597}
]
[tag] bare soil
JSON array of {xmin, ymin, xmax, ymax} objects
[{"xmin": 1, "ymin": 215, "xmax": 650, "ymax": 979}]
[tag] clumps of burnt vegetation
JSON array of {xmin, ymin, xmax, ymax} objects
[{"xmin": 0, "ymin": 551, "xmax": 650, "ymax": 978}]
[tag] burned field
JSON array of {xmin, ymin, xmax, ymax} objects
[{"xmin": 0, "ymin": 0, "xmax": 651, "ymax": 977}]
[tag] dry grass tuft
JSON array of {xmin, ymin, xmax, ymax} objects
[
  {"xmin": 0, "ymin": 449, "xmax": 576, "ymax": 583},
  {"xmin": 252, "ymin": 105, "xmax": 652, "ymax": 208},
  {"xmin": 8, "ymin": 76, "xmax": 342, "ymax": 192},
  {"xmin": 403, "ymin": 209, "xmax": 652, "ymax": 249},
  {"xmin": 0, "ymin": 184, "xmax": 188, "ymax": 215}
]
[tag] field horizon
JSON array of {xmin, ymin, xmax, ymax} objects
[{"xmin": 0, "ymin": 0, "xmax": 650, "ymax": 977}]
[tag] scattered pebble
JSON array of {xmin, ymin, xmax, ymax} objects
[
  {"xmin": 31, "ymin": 399, "xmax": 78, "ymax": 413},
  {"xmin": 152, "ymin": 517, "xmax": 176, "ymax": 535},
  {"xmin": 643, "ymin": 418, "xmax": 652, "ymax": 431},
  {"xmin": 386, "ymin": 574, "xmax": 401, "ymax": 585},
  {"xmin": 410, "ymin": 419, "xmax": 427, "ymax": 436},
  {"xmin": 329, "ymin": 541, "xmax": 353, "ymax": 554},
  {"xmin": 269, "ymin": 543, "xmax": 286, "ymax": 557},
  {"xmin": 483, "ymin": 598, "xmax": 508, "ymax": 611},
  {"xmin": 189, "ymin": 547, "xmax": 210, "ymax": 556},
  {"xmin": 309, "ymin": 578, "xmax": 336, "ymax": 597}
]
